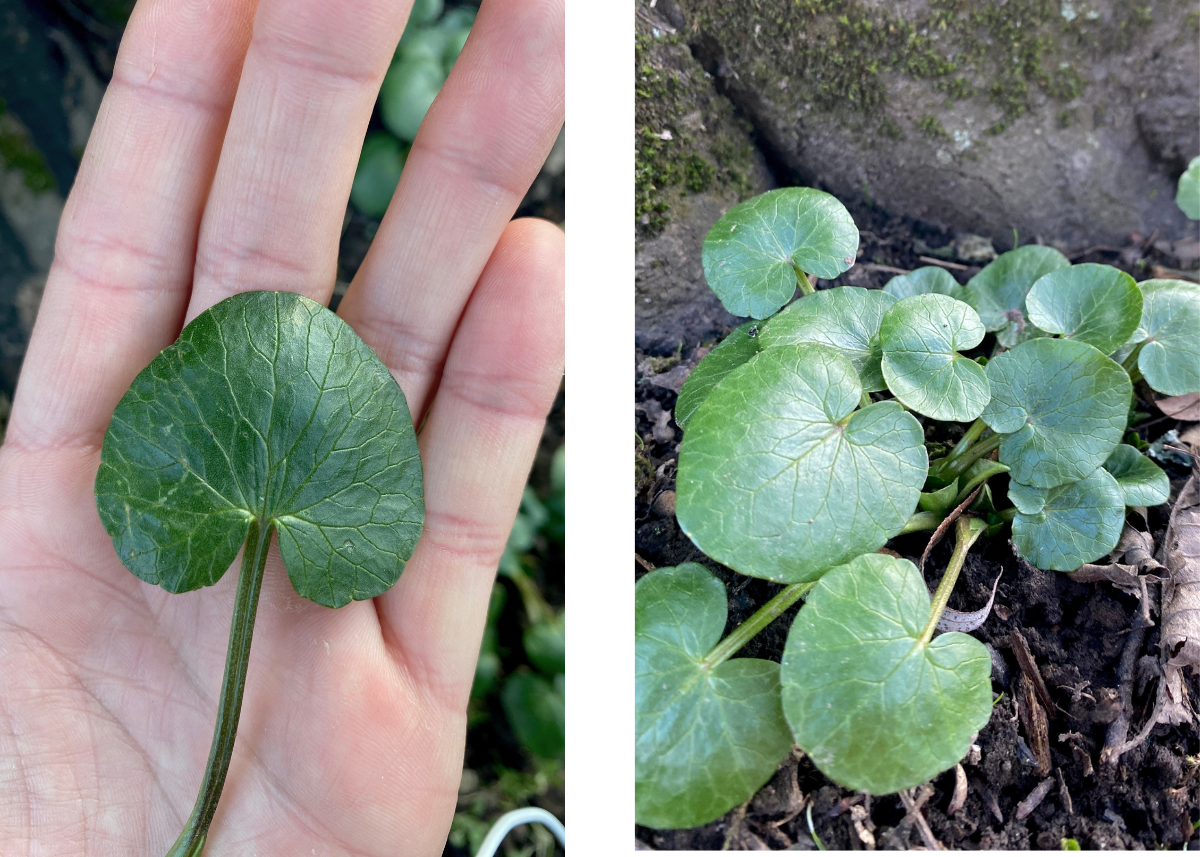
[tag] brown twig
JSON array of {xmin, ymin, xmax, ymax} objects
[
  {"xmin": 1015, "ymin": 777, "xmax": 1055, "ymax": 821},
  {"xmin": 635, "ymin": 553, "xmax": 656, "ymax": 572},
  {"xmin": 920, "ymin": 485, "xmax": 983, "ymax": 571},
  {"xmin": 1011, "ymin": 629, "xmax": 1056, "ymax": 714},
  {"xmin": 898, "ymin": 786, "xmax": 944, "ymax": 850},
  {"xmin": 918, "ymin": 255, "xmax": 972, "ymax": 271},
  {"xmin": 1100, "ymin": 577, "xmax": 1155, "ymax": 766},
  {"xmin": 859, "ymin": 263, "xmax": 912, "ymax": 275}
]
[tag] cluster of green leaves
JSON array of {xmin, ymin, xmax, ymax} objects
[
  {"xmin": 473, "ymin": 445, "xmax": 565, "ymax": 763},
  {"xmin": 350, "ymin": 0, "xmax": 476, "ymax": 217},
  {"xmin": 636, "ymin": 187, "xmax": 1200, "ymax": 830}
]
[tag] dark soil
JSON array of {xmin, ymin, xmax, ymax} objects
[{"xmin": 635, "ymin": 218, "xmax": 1200, "ymax": 851}]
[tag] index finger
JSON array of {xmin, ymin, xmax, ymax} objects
[{"xmin": 7, "ymin": 0, "xmax": 255, "ymax": 451}]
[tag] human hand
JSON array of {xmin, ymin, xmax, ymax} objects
[{"xmin": 0, "ymin": 0, "xmax": 563, "ymax": 851}]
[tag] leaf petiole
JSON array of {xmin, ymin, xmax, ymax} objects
[
  {"xmin": 945, "ymin": 417, "xmax": 987, "ymax": 464},
  {"xmin": 918, "ymin": 516, "xmax": 986, "ymax": 646},
  {"xmin": 702, "ymin": 580, "xmax": 815, "ymax": 670},
  {"xmin": 931, "ymin": 432, "xmax": 1001, "ymax": 482},
  {"xmin": 167, "ymin": 520, "xmax": 273, "ymax": 857},
  {"xmin": 791, "ymin": 262, "xmax": 816, "ymax": 296}
]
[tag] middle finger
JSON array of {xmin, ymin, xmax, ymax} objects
[{"xmin": 185, "ymin": 0, "xmax": 412, "ymax": 322}]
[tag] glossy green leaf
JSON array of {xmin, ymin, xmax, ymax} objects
[
  {"xmin": 635, "ymin": 564, "xmax": 792, "ymax": 829},
  {"xmin": 524, "ymin": 614, "xmax": 566, "ymax": 677},
  {"xmin": 701, "ymin": 188, "xmax": 860, "ymax": 318},
  {"xmin": 965, "ymin": 245, "xmax": 1070, "ymax": 347},
  {"xmin": 502, "ymin": 671, "xmax": 565, "ymax": 760},
  {"xmin": 758, "ymin": 287, "xmax": 897, "ymax": 392},
  {"xmin": 676, "ymin": 321, "xmax": 763, "ymax": 429},
  {"xmin": 1136, "ymin": 279, "xmax": 1200, "ymax": 396},
  {"xmin": 1103, "ymin": 444, "xmax": 1169, "ymax": 507},
  {"xmin": 883, "ymin": 266, "xmax": 964, "ymax": 300},
  {"xmin": 1177, "ymin": 156, "xmax": 1200, "ymax": 220},
  {"xmin": 95, "ymin": 291, "xmax": 424, "ymax": 608},
  {"xmin": 879, "ymin": 294, "xmax": 990, "ymax": 421},
  {"xmin": 1025, "ymin": 264, "xmax": 1142, "ymax": 356},
  {"xmin": 982, "ymin": 338, "xmax": 1131, "ymax": 489},
  {"xmin": 780, "ymin": 554, "xmax": 992, "ymax": 795},
  {"xmin": 1010, "ymin": 468, "xmax": 1126, "ymax": 571},
  {"xmin": 676, "ymin": 344, "xmax": 927, "ymax": 583}
]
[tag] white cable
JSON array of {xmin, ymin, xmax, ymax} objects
[{"xmin": 475, "ymin": 807, "xmax": 566, "ymax": 857}]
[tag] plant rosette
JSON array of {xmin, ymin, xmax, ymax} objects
[{"xmin": 641, "ymin": 186, "xmax": 1200, "ymax": 824}]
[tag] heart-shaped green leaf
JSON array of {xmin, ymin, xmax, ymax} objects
[
  {"xmin": 1178, "ymin": 155, "xmax": 1200, "ymax": 220},
  {"xmin": 1136, "ymin": 279, "xmax": 1200, "ymax": 396},
  {"xmin": 95, "ymin": 291, "xmax": 424, "ymax": 608},
  {"xmin": 676, "ymin": 344, "xmax": 927, "ymax": 583},
  {"xmin": 1010, "ymin": 468, "xmax": 1126, "ymax": 570},
  {"xmin": 702, "ymin": 188, "xmax": 860, "ymax": 318},
  {"xmin": 676, "ymin": 321, "xmax": 763, "ymax": 429},
  {"xmin": 883, "ymin": 266, "xmax": 965, "ymax": 300},
  {"xmin": 1103, "ymin": 444, "xmax": 1169, "ymax": 507},
  {"xmin": 965, "ymin": 245, "xmax": 1070, "ymax": 347},
  {"xmin": 635, "ymin": 563, "xmax": 793, "ymax": 829},
  {"xmin": 758, "ymin": 287, "xmax": 897, "ymax": 392},
  {"xmin": 879, "ymin": 293, "xmax": 990, "ymax": 421},
  {"xmin": 1025, "ymin": 264, "xmax": 1143, "ymax": 356},
  {"xmin": 780, "ymin": 553, "xmax": 992, "ymax": 795},
  {"xmin": 982, "ymin": 338, "xmax": 1131, "ymax": 489}
]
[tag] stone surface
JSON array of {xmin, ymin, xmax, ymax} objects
[
  {"xmin": 675, "ymin": 0, "xmax": 1199, "ymax": 248},
  {"xmin": 635, "ymin": 3, "xmax": 775, "ymax": 354}
]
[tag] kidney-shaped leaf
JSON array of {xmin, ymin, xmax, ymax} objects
[
  {"xmin": 1103, "ymin": 444, "xmax": 1169, "ymax": 507},
  {"xmin": 880, "ymin": 293, "xmax": 990, "ymax": 421},
  {"xmin": 1178, "ymin": 156, "xmax": 1200, "ymax": 220},
  {"xmin": 982, "ymin": 338, "xmax": 1131, "ymax": 489},
  {"xmin": 676, "ymin": 321, "xmax": 763, "ymax": 429},
  {"xmin": 1136, "ymin": 279, "xmax": 1200, "ymax": 396},
  {"xmin": 95, "ymin": 291, "xmax": 425, "ymax": 608},
  {"xmin": 676, "ymin": 344, "xmax": 927, "ymax": 583},
  {"xmin": 702, "ymin": 188, "xmax": 860, "ymax": 319},
  {"xmin": 1011, "ymin": 468, "xmax": 1125, "ymax": 570},
  {"xmin": 1026, "ymin": 264, "xmax": 1142, "ymax": 356},
  {"xmin": 758, "ymin": 287, "xmax": 897, "ymax": 392},
  {"xmin": 781, "ymin": 553, "xmax": 992, "ymax": 795},
  {"xmin": 635, "ymin": 563, "xmax": 793, "ymax": 829},
  {"xmin": 965, "ymin": 245, "xmax": 1070, "ymax": 347},
  {"xmin": 883, "ymin": 266, "xmax": 964, "ymax": 300}
]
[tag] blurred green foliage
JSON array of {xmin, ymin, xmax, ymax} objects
[
  {"xmin": 452, "ymin": 443, "xmax": 564, "ymax": 855},
  {"xmin": 350, "ymin": 3, "xmax": 477, "ymax": 217}
]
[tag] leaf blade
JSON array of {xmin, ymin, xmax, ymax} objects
[
  {"xmin": 702, "ymin": 188, "xmax": 859, "ymax": 318},
  {"xmin": 96, "ymin": 291, "xmax": 424, "ymax": 607}
]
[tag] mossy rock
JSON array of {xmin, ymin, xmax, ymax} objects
[
  {"xmin": 672, "ymin": 0, "xmax": 1197, "ymax": 246},
  {"xmin": 635, "ymin": 9, "xmax": 775, "ymax": 354}
]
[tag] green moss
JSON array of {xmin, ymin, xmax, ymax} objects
[
  {"xmin": 634, "ymin": 29, "xmax": 759, "ymax": 234},
  {"xmin": 879, "ymin": 116, "xmax": 905, "ymax": 140},
  {"xmin": 0, "ymin": 98, "xmax": 56, "ymax": 194},
  {"xmin": 687, "ymin": 0, "xmax": 1163, "ymax": 139},
  {"xmin": 917, "ymin": 114, "xmax": 949, "ymax": 139},
  {"xmin": 683, "ymin": 153, "xmax": 715, "ymax": 193}
]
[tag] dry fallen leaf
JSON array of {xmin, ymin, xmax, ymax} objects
[
  {"xmin": 1156, "ymin": 392, "xmax": 1200, "ymax": 421},
  {"xmin": 1160, "ymin": 455, "xmax": 1200, "ymax": 725}
]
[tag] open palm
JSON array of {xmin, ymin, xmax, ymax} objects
[{"xmin": 0, "ymin": 0, "xmax": 563, "ymax": 852}]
